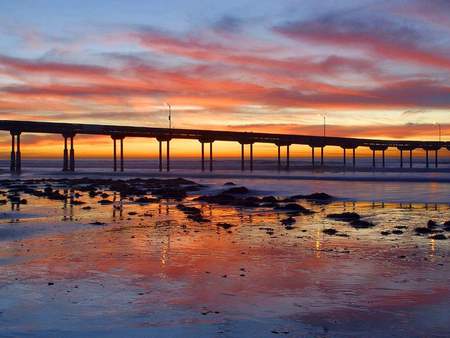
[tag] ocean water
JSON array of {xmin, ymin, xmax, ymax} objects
[{"xmin": 1, "ymin": 158, "xmax": 449, "ymax": 204}]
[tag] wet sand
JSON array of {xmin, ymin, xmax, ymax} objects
[{"xmin": 0, "ymin": 178, "xmax": 449, "ymax": 337}]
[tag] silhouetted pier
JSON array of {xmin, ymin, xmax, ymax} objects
[{"xmin": 1, "ymin": 120, "xmax": 448, "ymax": 173}]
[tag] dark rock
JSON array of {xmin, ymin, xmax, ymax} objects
[
  {"xmin": 135, "ymin": 197, "xmax": 157, "ymax": 204},
  {"xmin": 98, "ymin": 199, "xmax": 113, "ymax": 205},
  {"xmin": 70, "ymin": 200, "xmax": 85, "ymax": 205},
  {"xmin": 429, "ymin": 234, "xmax": 447, "ymax": 240},
  {"xmin": 188, "ymin": 215, "xmax": 210, "ymax": 223},
  {"xmin": 275, "ymin": 203, "xmax": 314, "ymax": 214},
  {"xmin": 82, "ymin": 206, "xmax": 92, "ymax": 210},
  {"xmin": 261, "ymin": 196, "xmax": 277, "ymax": 203},
  {"xmin": 90, "ymin": 221, "xmax": 106, "ymax": 226},
  {"xmin": 217, "ymin": 222, "xmax": 234, "ymax": 229},
  {"xmin": 223, "ymin": 182, "xmax": 235, "ymax": 186},
  {"xmin": 380, "ymin": 231, "xmax": 390, "ymax": 236},
  {"xmin": 350, "ymin": 219, "xmax": 375, "ymax": 228},
  {"xmin": 177, "ymin": 204, "xmax": 201, "ymax": 215},
  {"xmin": 291, "ymin": 192, "xmax": 334, "ymax": 201},
  {"xmin": 427, "ymin": 220, "xmax": 438, "ymax": 228},
  {"xmin": 392, "ymin": 230, "xmax": 403, "ymax": 235},
  {"xmin": 152, "ymin": 188, "xmax": 186, "ymax": 200},
  {"xmin": 223, "ymin": 186, "xmax": 249, "ymax": 194},
  {"xmin": 444, "ymin": 221, "xmax": 450, "ymax": 226},
  {"xmin": 323, "ymin": 228, "xmax": 338, "ymax": 235},
  {"xmin": 281, "ymin": 216, "xmax": 296, "ymax": 226},
  {"xmin": 415, "ymin": 227, "xmax": 432, "ymax": 234},
  {"xmin": 327, "ymin": 212, "xmax": 361, "ymax": 222},
  {"xmin": 0, "ymin": 199, "xmax": 7, "ymax": 205}
]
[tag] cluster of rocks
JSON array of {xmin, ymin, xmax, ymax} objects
[
  {"xmin": 414, "ymin": 220, "xmax": 449, "ymax": 240},
  {"xmin": 0, "ymin": 177, "xmax": 202, "ymax": 205},
  {"xmin": 326, "ymin": 212, "xmax": 375, "ymax": 229}
]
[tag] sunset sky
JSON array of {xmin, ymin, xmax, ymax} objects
[{"xmin": 0, "ymin": 0, "xmax": 449, "ymax": 157}]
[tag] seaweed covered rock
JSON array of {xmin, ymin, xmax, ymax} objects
[{"xmin": 327, "ymin": 212, "xmax": 361, "ymax": 222}]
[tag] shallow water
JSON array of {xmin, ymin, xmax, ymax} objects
[
  {"xmin": 0, "ymin": 179, "xmax": 449, "ymax": 337},
  {"xmin": 1, "ymin": 158, "xmax": 450, "ymax": 203}
]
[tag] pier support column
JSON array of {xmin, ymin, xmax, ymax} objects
[
  {"xmin": 382, "ymin": 149, "xmax": 385, "ymax": 168},
  {"xmin": 201, "ymin": 142, "xmax": 205, "ymax": 171},
  {"xmin": 10, "ymin": 133, "xmax": 16, "ymax": 173},
  {"xmin": 425, "ymin": 149, "xmax": 429, "ymax": 169},
  {"xmin": 63, "ymin": 136, "xmax": 69, "ymax": 171},
  {"xmin": 286, "ymin": 145, "xmax": 290, "ymax": 170},
  {"xmin": 311, "ymin": 147, "xmax": 315, "ymax": 168},
  {"xmin": 409, "ymin": 149, "xmax": 413, "ymax": 168},
  {"xmin": 372, "ymin": 149, "xmax": 376, "ymax": 168},
  {"xmin": 320, "ymin": 147, "xmax": 324, "ymax": 167},
  {"xmin": 166, "ymin": 140, "xmax": 170, "ymax": 172},
  {"xmin": 435, "ymin": 150, "xmax": 438, "ymax": 168},
  {"xmin": 241, "ymin": 143, "xmax": 245, "ymax": 171},
  {"xmin": 159, "ymin": 140, "xmax": 162, "ymax": 172},
  {"xmin": 352, "ymin": 148, "xmax": 356, "ymax": 169},
  {"xmin": 112, "ymin": 138, "xmax": 117, "ymax": 172},
  {"xmin": 277, "ymin": 145, "xmax": 281, "ymax": 171},
  {"xmin": 16, "ymin": 133, "xmax": 21, "ymax": 173},
  {"xmin": 69, "ymin": 136, "xmax": 75, "ymax": 172},
  {"xmin": 343, "ymin": 148, "xmax": 346, "ymax": 167},
  {"xmin": 120, "ymin": 138, "xmax": 124, "ymax": 172},
  {"xmin": 209, "ymin": 142, "xmax": 213, "ymax": 172},
  {"xmin": 250, "ymin": 143, "xmax": 253, "ymax": 171}
]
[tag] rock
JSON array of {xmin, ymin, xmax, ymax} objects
[
  {"xmin": 70, "ymin": 200, "xmax": 85, "ymax": 205},
  {"xmin": 323, "ymin": 228, "xmax": 338, "ymax": 235},
  {"xmin": 261, "ymin": 196, "xmax": 277, "ymax": 203},
  {"xmin": 427, "ymin": 220, "xmax": 438, "ymax": 228},
  {"xmin": 98, "ymin": 199, "xmax": 113, "ymax": 205},
  {"xmin": 90, "ymin": 221, "xmax": 106, "ymax": 226},
  {"xmin": 415, "ymin": 227, "xmax": 432, "ymax": 234},
  {"xmin": 327, "ymin": 212, "xmax": 361, "ymax": 222},
  {"xmin": 350, "ymin": 219, "xmax": 375, "ymax": 228},
  {"xmin": 176, "ymin": 204, "xmax": 201, "ymax": 215},
  {"xmin": 275, "ymin": 203, "xmax": 314, "ymax": 214},
  {"xmin": 217, "ymin": 222, "xmax": 234, "ymax": 229},
  {"xmin": 0, "ymin": 199, "xmax": 7, "ymax": 205},
  {"xmin": 444, "ymin": 221, "xmax": 450, "ymax": 226},
  {"xmin": 82, "ymin": 206, "xmax": 92, "ymax": 210},
  {"xmin": 152, "ymin": 188, "xmax": 186, "ymax": 200},
  {"xmin": 135, "ymin": 197, "xmax": 157, "ymax": 204},
  {"xmin": 223, "ymin": 182, "xmax": 235, "ymax": 186},
  {"xmin": 188, "ymin": 214, "xmax": 210, "ymax": 223},
  {"xmin": 281, "ymin": 216, "xmax": 296, "ymax": 226},
  {"xmin": 223, "ymin": 186, "xmax": 249, "ymax": 194},
  {"xmin": 392, "ymin": 230, "xmax": 403, "ymax": 235},
  {"xmin": 429, "ymin": 234, "xmax": 447, "ymax": 240},
  {"xmin": 291, "ymin": 192, "xmax": 334, "ymax": 201}
]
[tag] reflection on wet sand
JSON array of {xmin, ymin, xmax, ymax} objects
[{"xmin": 0, "ymin": 182, "xmax": 449, "ymax": 337}]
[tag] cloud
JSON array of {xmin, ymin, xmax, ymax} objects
[{"xmin": 274, "ymin": 15, "xmax": 450, "ymax": 70}]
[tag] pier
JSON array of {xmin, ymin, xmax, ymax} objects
[{"xmin": 1, "ymin": 120, "xmax": 448, "ymax": 173}]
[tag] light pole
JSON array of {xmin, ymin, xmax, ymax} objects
[
  {"xmin": 320, "ymin": 113, "xmax": 327, "ymax": 137},
  {"xmin": 166, "ymin": 103, "xmax": 172, "ymax": 129},
  {"xmin": 436, "ymin": 123, "xmax": 441, "ymax": 143}
]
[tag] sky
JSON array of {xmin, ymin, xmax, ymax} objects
[{"xmin": 0, "ymin": 0, "xmax": 449, "ymax": 157}]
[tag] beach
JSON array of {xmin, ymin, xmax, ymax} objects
[{"xmin": 0, "ymin": 169, "xmax": 449, "ymax": 337}]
